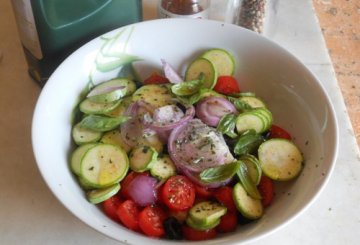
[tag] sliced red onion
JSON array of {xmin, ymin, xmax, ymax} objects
[
  {"xmin": 87, "ymin": 85, "xmax": 125, "ymax": 97},
  {"xmin": 182, "ymin": 168, "xmax": 233, "ymax": 188},
  {"xmin": 196, "ymin": 96, "xmax": 237, "ymax": 127},
  {"xmin": 168, "ymin": 119, "xmax": 233, "ymax": 173},
  {"xmin": 161, "ymin": 59, "xmax": 183, "ymax": 84},
  {"xmin": 127, "ymin": 175, "xmax": 158, "ymax": 206}
]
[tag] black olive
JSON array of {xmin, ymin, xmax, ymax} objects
[
  {"xmin": 262, "ymin": 130, "xmax": 271, "ymax": 140},
  {"xmin": 176, "ymin": 102, "xmax": 187, "ymax": 113},
  {"xmin": 163, "ymin": 217, "xmax": 183, "ymax": 240}
]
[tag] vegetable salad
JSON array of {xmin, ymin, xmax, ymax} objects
[{"xmin": 70, "ymin": 48, "xmax": 303, "ymax": 240}]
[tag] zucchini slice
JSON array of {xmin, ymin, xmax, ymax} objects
[
  {"xmin": 185, "ymin": 215, "xmax": 220, "ymax": 231},
  {"xmin": 70, "ymin": 143, "xmax": 97, "ymax": 175},
  {"xmin": 100, "ymin": 129, "xmax": 132, "ymax": 153},
  {"xmin": 86, "ymin": 183, "xmax": 121, "ymax": 204},
  {"xmin": 239, "ymin": 154, "xmax": 262, "ymax": 185},
  {"xmin": 129, "ymin": 145, "xmax": 158, "ymax": 172},
  {"xmin": 185, "ymin": 57, "xmax": 218, "ymax": 89},
  {"xmin": 188, "ymin": 201, "xmax": 227, "ymax": 227},
  {"xmin": 233, "ymin": 182, "xmax": 263, "ymax": 220},
  {"xmin": 236, "ymin": 108, "xmax": 272, "ymax": 134},
  {"xmin": 238, "ymin": 96, "xmax": 267, "ymax": 109},
  {"xmin": 201, "ymin": 48, "xmax": 235, "ymax": 76},
  {"xmin": 79, "ymin": 98, "xmax": 121, "ymax": 115},
  {"xmin": 80, "ymin": 144, "xmax": 129, "ymax": 188},
  {"xmin": 150, "ymin": 155, "xmax": 176, "ymax": 180},
  {"xmin": 258, "ymin": 139, "xmax": 303, "ymax": 181},
  {"xmin": 87, "ymin": 78, "xmax": 136, "ymax": 103},
  {"xmin": 72, "ymin": 123, "xmax": 102, "ymax": 145},
  {"xmin": 132, "ymin": 84, "xmax": 174, "ymax": 108}
]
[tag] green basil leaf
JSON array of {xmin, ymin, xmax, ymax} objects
[
  {"xmin": 171, "ymin": 74, "xmax": 204, "ymax": 96},
  {"xmin": 237, "ymin": 161, "xmax": 262, "ymax": 199},
  {"xmin": 199, "ymin": 161, "xmax": 240, "ymax": 183},
  {"xmin": 79, "ymin": 115, "xmax": 130, "ymax": 132},
  {"xmin": 227, "ymin": 97, "xmax": 253, "ymax": 112},
  {"xmin": 217, "ymin": 114, "xmax": 238, "ymax": 139},
  {"xmin": 234, "ymin": 130, "xmax": 264, "ymax": 155}
]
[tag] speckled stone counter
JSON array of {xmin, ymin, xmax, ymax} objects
[{"xmin": 0, "ymin": 0, "xmax": 359, "ymax": 244}]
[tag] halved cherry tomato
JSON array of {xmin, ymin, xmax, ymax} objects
[
  {"xmin": 214, "ymin": 186, "xmax": 237, "ymax": 213},
  {"xmin": 194, "ymin": 184, "xmax": 213, "ymax": 199},
  {"xmin": 143, "ymin": 72, "xmax": 169, "ymax": 85},
  {"xmin": 213, "ymin": 76, "xmax": 240, "ymax": 95},
  {"xmin": 161, "ymin": 175, "xmax": 196, "ymax": 211},
  {"xmin": 139, "ymin": 206, "xmax": 167, "ymax": 237},
  {"xmin": 182, "ymin": 225, "xmax": 217, "ymax": 241},
  {"xmin": 120, "ymin": 171, "xmax": 149, "ymax": 200},
  {"xmin": 258, "ymin": 175, "xmax": 274, "ymax": 207},
  {"xmin": 103, "ymin": 196, "xmax": 122, "ymax": 221},
  {"xmin": 269, "ymin": 124, "xmax": 292, "ymax": 140},
  {"xmin": 216, "ymin": 211, "xmax": 238, "ymax": 233},
  {"xmin": 117, "ymin": 200, "xmax": 140, "ymax": 231}
]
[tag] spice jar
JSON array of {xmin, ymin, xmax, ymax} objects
[{"xmin": 158, "ymin": 0, "xmax": 210, "ymax": 19}]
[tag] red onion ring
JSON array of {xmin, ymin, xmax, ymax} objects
[
  {"xmin": 127, "ymin": 175, "xmax": 158, "ymax": 206},
  {"xmin": 161, "ymin": 59, "xmax": 183, "ymax": 84},
  {"xmin": 196, "ymin": 96, "xmax": 237, "ymax": 127}
]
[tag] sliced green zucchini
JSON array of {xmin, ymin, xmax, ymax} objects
[
  {"xmin": 201, "ymin": 48, "xmax": 235, "ymax": 76},
  {"xmin": 104, "ymin": 97, "xmax": 132, "ymax": 118},
  {"xmin": 150, "ymin": 155, "xmax": 176, "ymax": 180},
  {"xmin": 233, "ymin": 182, "xmax": 263, "ymax": 220},
  {"xmin": 239, "ymin": 154, "xmax": 262, "ymax": 185},
  {"xmin": 79, "ymin": 98, "xmax": 121, "ymax": 115},
  {"xmin": 78, "ymin": 176, "xmax": 94, "ymax": 190},
  {"xmin": 238, "ymin": 96, "xmax": 267, "ymax": 109},
  {"xmin": 70, "ymin": 143, "xmax": 97, "ymax": 175},
  {"xmin": 237, "ymin": 161, "xmax": 262, "ymax": 199},
  {"xmin": 87, "ymin": 78, "xmax": 136, "ymax": 103},
  {"xmin": 80, "ymin": 143, "xmax": 129, "ymax": 188},
  {"xmin": 185, "ymin": 216, "xmax": 220, "ymax": 231},
  {"xmin": 72, "ymin": 123, "xmax": 102, "ymax": 145},
  {"xmin": 129, "ymin": 145, "xmax": 158, "ymax": 172},
  {"xmin": 100, "ymin": 129, "xmax": 131, "ymax": 153},
  {"xmin": 236, "ymin": 108, "xmax": 272, "ymax": 134},
  {"xmin": 188, "ymin": 201, "xmax": 227, "ymax": 227},
  {"xmin": 86, "ymin": 183, "xmax": 121, "ymax": 204},
  {"xmin": 185, "ymin": 57, "xmax": 218, "ymax": 89},
  {"xmin": 258, "ymin": 139, "xmax": 303, "ymax": 181},
  {"xmin": 132, "ymin": 84, "xmax": 175, "ymax": 108}
]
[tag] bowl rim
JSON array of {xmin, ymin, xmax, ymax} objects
[{"xmin": 31, "ymin": 18, "xmax": 339, "ymax": 244}]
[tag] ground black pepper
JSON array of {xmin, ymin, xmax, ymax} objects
[{"xmin": 238, "ymin": 0, "xmax": 267, "ymax": 33}]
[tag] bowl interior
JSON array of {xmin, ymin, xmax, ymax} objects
[{"xmin": 32, "ymin": 19, "xmax": 338, "ymax": 245}]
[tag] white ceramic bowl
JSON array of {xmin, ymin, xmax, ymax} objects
[{"xmin": 32, "ymin": 19, "xmax": 338, "ymax": 244}]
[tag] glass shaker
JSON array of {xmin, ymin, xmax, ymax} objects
[{"xmin": 158, "ymin": 0, "xmax": 210, "ymax": 19}]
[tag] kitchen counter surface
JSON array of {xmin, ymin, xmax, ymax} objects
[{"xmin": 0, "ymin": 0, "xmax": 359, "ymax": 244}]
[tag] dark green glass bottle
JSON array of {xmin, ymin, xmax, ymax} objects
[{"xmin": 12, "ymin": 0, "xmax": 142, "ymax": 87}]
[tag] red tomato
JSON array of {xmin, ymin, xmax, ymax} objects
[
  {"xmin": 194, "ymin": 184, "xmax": 213, "ymax": 199},
  {"xmin": 214, "ymin": 186, "xmax": 237, "ymax": 213},
  {"xmin": 269, "ymin": 124, "xmax": 292, "ymax": 140},
  {"xmin": 182, "ymin": 225, "xmax": 217, "ymax": 241},
  {"xmin": 103, "ymin": 196, "xmax": 122, "ymax": 221},
  {"xmin": 143, "ymin": 72, "xmax": 169, "ymax": 85},
  {"xmin": 120, "ymin": 171, "xmax": 149, "ymax": 199},
  {"xmin": 213, "ymin": 76, "xmax": 240, "ymax": 95},
  {"xmin": 161, "ymin": 175, "xmax": 196, "ymax": 211},
  {"xmin": 258, "ymin": 175, "xmax": 274, "ymax": 207},
  {"xmin": 117, "ymin": 200, "xmax": 140, "ymax": 231},
  {"xmin": 216, "ymin": 212, "xmax": 238, "ymax": 233},
  {"xmin": 139, "ymin": 206, "xmax": 167, "ymax": 237}
]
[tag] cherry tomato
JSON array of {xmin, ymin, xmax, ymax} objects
[
  {"xmin": 182, "ymin": 225, "xmax": 217, "ymax": 241},
  {"xmin": 161, "ymin": 175, "xmax": 196, "ymax": 211},
  {"xmin": 216, "ymin": 212, "xmax": 238, "ymax": 233},
  {"xmin": 213, "ymin": 76, "xmax": 240, "ymax": 95},
  {"xmin": 213, "ymin": 186, "xmax": 237, "ymax": 213},
  {"xmin": 258, "ymin": 175, "xmax": 274, "ymax": 207},
  {"xmin": 120, "ymin": 171, "xmax": 149, "ymax": 199},
  {"xmin": 269, "ymin": 124, "xmax": 292, "ymax": 140},
  {"xmin": 144, "ymin": 72, "xmax": 169, "ymax": 85},
  {"xmin": 117, "ymin": 200, "xmax": 140, "ymax": 231},
  {"xmin": 139, "ymin": 206, "xmax": 167, "ymax": 237},
  {"xmin": 194, "ymin": 184, "xmax": 213, "ymax": 199},
  {"xmin": 103, "ymin": 196, "xmax": 122, "ymax": 221}
]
